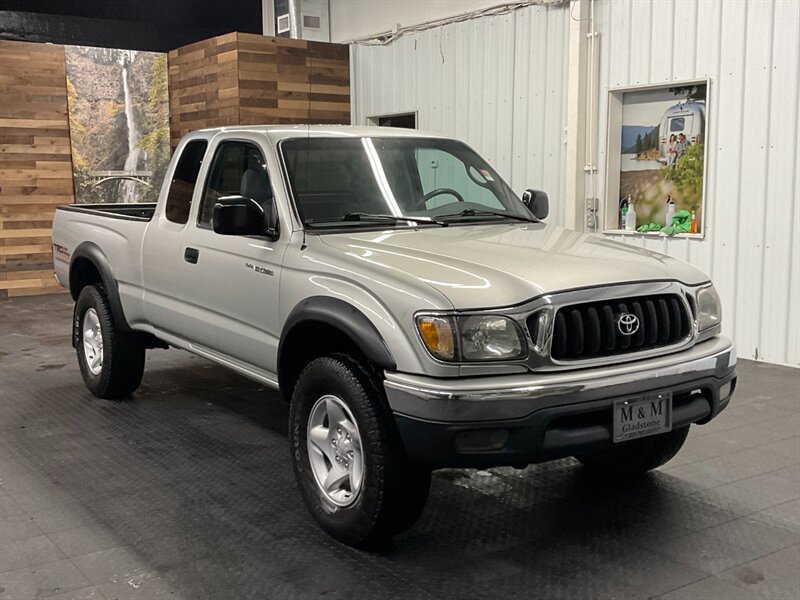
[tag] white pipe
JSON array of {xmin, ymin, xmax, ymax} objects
[
  {"xmin": 347, "ymin": 0, "xmax": 569, "ymax": 46},
  {"xmin": 564, "ymin": 0, "xmax": 588, "ymax": 231},
  {"xmin": 583, "ymin": 0, "xmax": 599, "ymax": 230}
]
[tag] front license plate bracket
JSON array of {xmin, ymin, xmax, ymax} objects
[{"xmin": 613, "ymin": 392, "xmax": 672, "ymax": 443}]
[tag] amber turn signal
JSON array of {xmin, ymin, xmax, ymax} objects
[{"xmin": 416, "ymin": 316, "xmax": 456, "ymax": 361}]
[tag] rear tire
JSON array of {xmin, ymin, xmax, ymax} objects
[
  {"xmin": 289, "ymin": 354, "xmax": 430, "ymax": 547},
  {"xmin": 575, "ymin": 426, "xmax": 690, "ymax": 476},
  {"xmin": 76, "ymin": 285, "xmax": 145, "ymax": 399}
]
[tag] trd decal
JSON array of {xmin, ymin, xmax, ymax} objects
[{"xmin": 53, "ymin": 244, "xmax": 71, "ymax": 261}]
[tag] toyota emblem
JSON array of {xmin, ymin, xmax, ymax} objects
[{"xmin": 617, "ymin": 313, "xmax": 640, "ymax": 336}]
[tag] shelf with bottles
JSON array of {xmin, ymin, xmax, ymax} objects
[
  {"xmin": 605, "ymin": 194, "xmax": 703, "ymax": 238},
  {"xmin": 602, "ymin": 229, "xmax": 704, "ymax": 238}
]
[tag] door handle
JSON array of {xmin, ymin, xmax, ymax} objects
[{"xmin": 184, "ymin": 247, "xmax": 199, "ymax": 264}]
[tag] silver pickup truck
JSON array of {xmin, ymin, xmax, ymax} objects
[{"xmin": 52, "ymin": 125, "xmax": 737, "ymax": 547}]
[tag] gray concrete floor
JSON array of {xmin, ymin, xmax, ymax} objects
[{"xmin": 1, "ymin": 294, "xmax": 799, "ymax": 600}]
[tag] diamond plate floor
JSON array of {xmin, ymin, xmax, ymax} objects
[{"xmin": 1, "ymin": 294, "xmax": 798, "ymax": 600}]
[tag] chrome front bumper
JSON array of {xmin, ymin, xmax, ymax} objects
[{"xmin": 384, "ymin": 336, "xmax": 736, "ymax": 423}]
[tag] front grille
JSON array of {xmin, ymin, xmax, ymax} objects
[{"xmin": 532, "ymin": 294, "xmax": 692, "ymax": 361}]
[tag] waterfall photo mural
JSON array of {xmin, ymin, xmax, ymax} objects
[{"xmin": 65, "ymin": 46, "xmax": 170, "ymax": 204}]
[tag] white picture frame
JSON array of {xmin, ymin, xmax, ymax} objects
[{"xmin": 603, "ymin": 78, "xmax": 710, "ymax": 238}]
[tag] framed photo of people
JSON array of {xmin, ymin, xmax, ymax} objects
[{"xmin": 604, "ymin": 79, "xmax": 709, "ymax": 237}]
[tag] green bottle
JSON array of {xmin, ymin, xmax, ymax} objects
[{"xmin": 621, "ymin": 201, "xmax": 628, "ymax": 229}]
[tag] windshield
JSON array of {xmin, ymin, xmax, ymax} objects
[{"xmin": 281, "ymin": 137, "xmax": 532, "ymax": 228}]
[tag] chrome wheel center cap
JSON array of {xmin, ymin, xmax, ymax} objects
[{"xmin": 331, "ymin": 426, "xmax": 355, "ymax": 470}]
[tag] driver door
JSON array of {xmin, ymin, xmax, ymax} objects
[{"xmin": 175, "ymin": 138, "xmax": 288, "ymax": 373}]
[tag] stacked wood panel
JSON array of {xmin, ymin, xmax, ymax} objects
[
  {"xmin": 169, "ymin": 33, "xmax": 350, "ymax": 147},
  {"xmin": 167, "ymin": 32, "xmax": 241, "ymax": 148},
  {"xmin": 0, "ymin": 40, "xmax": 73, "ymax": 297},
  {"xmin": 238, "ymin": 33, "xmax": 350, "ymax": 126}
]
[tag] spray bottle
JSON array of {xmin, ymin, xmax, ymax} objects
[
  {"xmin": 690, "ymin": 207, "xmax": 698, "ymax": 234},
  {"xmin": 625, "ymin": 194, "xmax": 636, "ymax": 231},
  {"xmin": 620, "ymin": 197, "xmax": 628, "ymax": 230},
  {"xmin": 665, "ymin": 195, "xmax": 676, "ymax": 228}
]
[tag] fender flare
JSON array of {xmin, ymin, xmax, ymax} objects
[
  {"xmin": 278, "ymin": 296, "xmax": 397, "ymax": 376},
  {"xmin": 69, "ymin": 242, "xmax": 131, "ymax": 334}
]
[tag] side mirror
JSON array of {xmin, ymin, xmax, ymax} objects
[
  {"xmin": 213, "ymin": 195, "xmax": 269, "ymax": 237},
  {"xmin": 522, "ymin": 189, "xmax": 549, "ymax": 220}
]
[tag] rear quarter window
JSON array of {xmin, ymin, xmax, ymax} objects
[{"xmin": 165, "ymin": 140, "xmax": 208, "ymax": 224}]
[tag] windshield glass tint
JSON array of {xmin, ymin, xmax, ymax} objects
[{"xmin": 282, "ymin": 137, "xmax": 529, "ymax": 226}]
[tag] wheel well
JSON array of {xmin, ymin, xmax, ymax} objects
[
  {"xmin": 69, "ymin": 257, "xmax": 102, "ymax": 300},
  {"xmin": 278, "ymin": 321, "xmax": 368, "ymax": 401}
]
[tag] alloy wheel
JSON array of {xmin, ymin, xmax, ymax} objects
[
  {"xmin": 306, "ymin": 394, "xmax": 364, "ymax": 507},
  {"xmin": 82, "ymin": 308, "xmax": 103, "ymax": 375}
]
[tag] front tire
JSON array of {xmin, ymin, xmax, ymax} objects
[
  {"xmin": 290, "ymin": 354, "xmax": 430, "ymax": 547},
  {"xmin": 76, "ymin": 285, "xmax": 145, "ymax": 399},
  {"xmin": 575, "ymin": 426, "xmax": 690, "ymax": 476}
]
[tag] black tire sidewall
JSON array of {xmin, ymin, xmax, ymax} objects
[
  {"xmin": 75, "ymin": 285, "xmax": 144, "ymax": 399},
  {"xmin": 290, "ymin": 356, "xmax": 390, "ymax": 546},
  {"xmin": 76, "ymin": 286, "xmax": 114, "ymax": 396}
]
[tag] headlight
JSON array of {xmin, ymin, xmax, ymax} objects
[
  {"xmin": 416, "ymin": 314, "xmax": 527, "ymax": 362},
  {"xmin": 696, "ymin": 285, "xmax": 721, "ymax": 331},
  {"xmin": 459, "ymin": 315, "xmax": 525, "ymax": 360}
]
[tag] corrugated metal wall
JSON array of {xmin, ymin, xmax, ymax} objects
[
  {"xmin": 595, "ymin": 0, "xmax": 800, "ymax": 367},
  {"xmin": 351, "ymin": 3, "xmax": 570, "ymax": 226},
  {"xmin": 350, "ymin": 0, "xmax": 799, "ymax": 366}
]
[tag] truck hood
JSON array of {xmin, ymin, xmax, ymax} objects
[{"xmin": 317, "ymin": 222, "xmax": 710, "ymax": 309}]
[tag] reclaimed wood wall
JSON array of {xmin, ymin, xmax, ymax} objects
[
  {"xmin": 237, "ymin": 33, "xmax": 350, "ymax": 126},
  {"xmin": 167, "ymin": 32, "xmax": 240, "ymax": 148},
  {"xmin": 0, "ymin": 33, "xmax": 350, "ymax": 297},
  {"xmin": 0, "ymin": 40, "xmax": 73, "ymax": 298},
  {"xmin": 169, "ymin": 32, "xmax": 350, "ymax": 147}
]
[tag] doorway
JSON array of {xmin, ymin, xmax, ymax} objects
[{"xmin": 367, "ymin": 112, "xmax": 417, "ymax": 129}]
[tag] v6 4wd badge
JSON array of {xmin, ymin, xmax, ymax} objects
[{"xmin": 245, "ymin": 262, "xmax": 274, "ymax": 277}]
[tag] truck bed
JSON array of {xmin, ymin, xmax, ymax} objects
[
  {"xmin": 57, "ymin": 203, "xmax": 157, "ymax": 222},
  {"xmin": 52, "ymin": 202, "xmax": 157, "ymax": 326}
]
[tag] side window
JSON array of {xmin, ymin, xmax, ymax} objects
[
  {"xmin": 165, "ymin": 140, "xmax": 207, "ymax": 224},
  {"xmin": 415, "ymin": 148, "xmax": 503, "ymax": 210},
  {"xmin": 198, "ymin": 141, "xmax": 272, "ymax": 229}
]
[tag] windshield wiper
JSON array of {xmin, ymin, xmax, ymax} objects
[
  {"xmin": 305, "ymin": 212, "xmax": 448, "ymax": 227},
  {"xmin": 437, "ymin": 208, "xmax": 537, "ymax": 223}
]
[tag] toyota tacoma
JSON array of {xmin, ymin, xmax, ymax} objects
[{"xmin": 52, "ymin": 125, "xmax": 737, "ymax": 547}]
